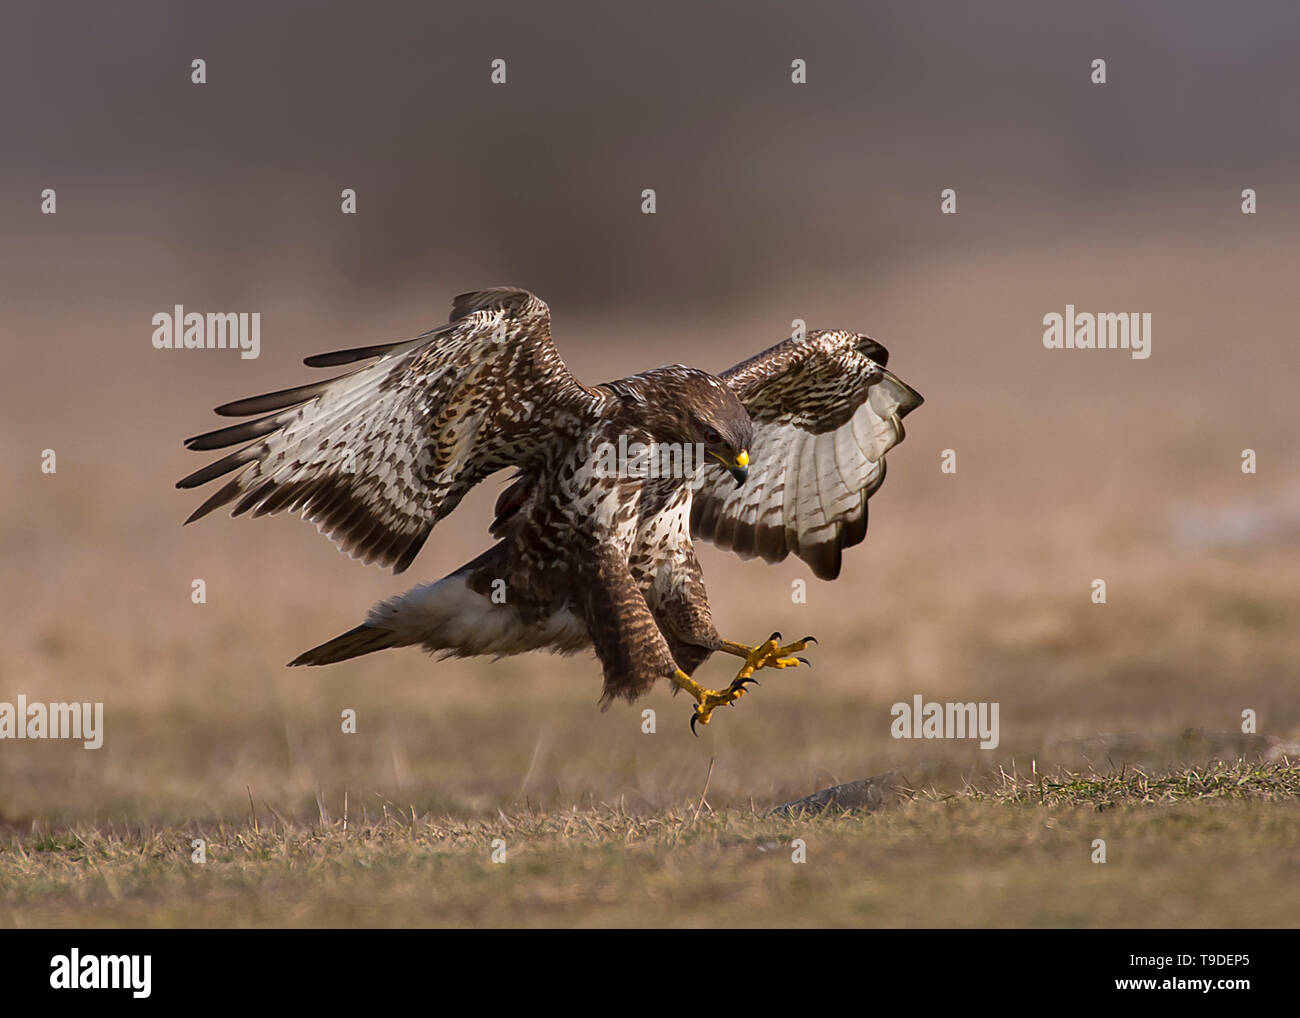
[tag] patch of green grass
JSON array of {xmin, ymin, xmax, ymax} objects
[{"xmin": 967, "ymin": 757, "xmax": 1300, "ymax": 809}]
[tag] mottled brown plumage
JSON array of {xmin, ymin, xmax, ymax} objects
[{"xmin": 177, "ymin": 288, "xmax": 922, "ymax": 709}]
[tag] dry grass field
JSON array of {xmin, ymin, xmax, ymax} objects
[
  {"xmin": 6, "ymin": 762, "xmax": 1300, "ymax": 928},
  {"xmin": 3, "ymin": 212, "xmax": 1299, "ymax": 926}
]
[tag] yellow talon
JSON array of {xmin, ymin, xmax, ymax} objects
[
  {"xmin": 673, "ymin": 632, "xmax": 816, "ymax": 732},
  {"xmin": 723, "ymin": 631, "xmax": 816, "ymax": 681},
  {"xmin": 670, "ymin": 669, "xmax": 752, "ymax": 732}
]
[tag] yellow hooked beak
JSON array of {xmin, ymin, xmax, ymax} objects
[{"xmin": 710, "ymin": 448, "xmax": 750, "ymax": 486}]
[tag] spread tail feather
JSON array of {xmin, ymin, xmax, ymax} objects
[{"xmin": 288, "ymin": 624, "xmax": 402, "ymax": 667}]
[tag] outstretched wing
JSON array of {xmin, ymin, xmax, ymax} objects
[
  {"xmin": 177, "ymin": 287, "xmax": 605, "ymax": 573},
  {"xmin": 690, "ymin": 330, "xmax": 922, "ymax": 580}
]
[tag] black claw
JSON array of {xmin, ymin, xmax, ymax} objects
[
  {"xmin": 796, "ymin": 657, "xmax": 811, "ymax": 667},
  {"xmin": 768, "ymin": 631, "xmax": 782, "ymax": 643},
  {"xmin": 802, "ymin": 636, "xmax": 818, "ymax": 645},
  {"xmin": 690, "ymin": 712, "xmax": 701, "ymax": 736}
]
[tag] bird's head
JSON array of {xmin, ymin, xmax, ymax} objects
[
  {"xmin": 678, "ymin": 371, "xmax": 753, "ymax": 487},
  {"xmin": 627, "ymin": 366, "xmax": 754, "ymax": 486}
]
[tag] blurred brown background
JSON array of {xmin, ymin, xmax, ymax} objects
[{"xmin": 2, "ymin": 1, "xmax": 1298, "ymax": 826}]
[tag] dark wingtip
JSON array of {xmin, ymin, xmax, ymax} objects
[
  {"xmin": 182, "ymin": 500, "xmax": 220, "ymax": 525},
  {"xmin": 859, "ymin": 335, "xmax": 890, "ymax": 366},
  {"xmin": 302, "ymin": 352, "xmax": 346, "ymax": 368},
  {"xmin": 302, "ymin": 338, "xmax": 419, "ymax": 368}
]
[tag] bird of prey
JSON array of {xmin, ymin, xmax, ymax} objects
[{"xmin": 178, "ymin": 288, "xmax": 922, "ymax": 730}]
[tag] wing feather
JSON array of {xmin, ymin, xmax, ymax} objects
[
  {"xmin": 178, "ymin": 287, "xmax": 605, "ymax": 573},
  {"xmin": 691, "ymin": 330, "xmax": 921, "ymax": 580}
]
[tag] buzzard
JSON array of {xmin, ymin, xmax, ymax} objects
[{"xmin": 178, "ymin": 288, "xmax": 922, "ymax": 729}]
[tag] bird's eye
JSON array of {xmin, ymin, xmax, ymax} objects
[{"xmin": 703, "ymin": 427, "xmax": 721, "ymax": 445}]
